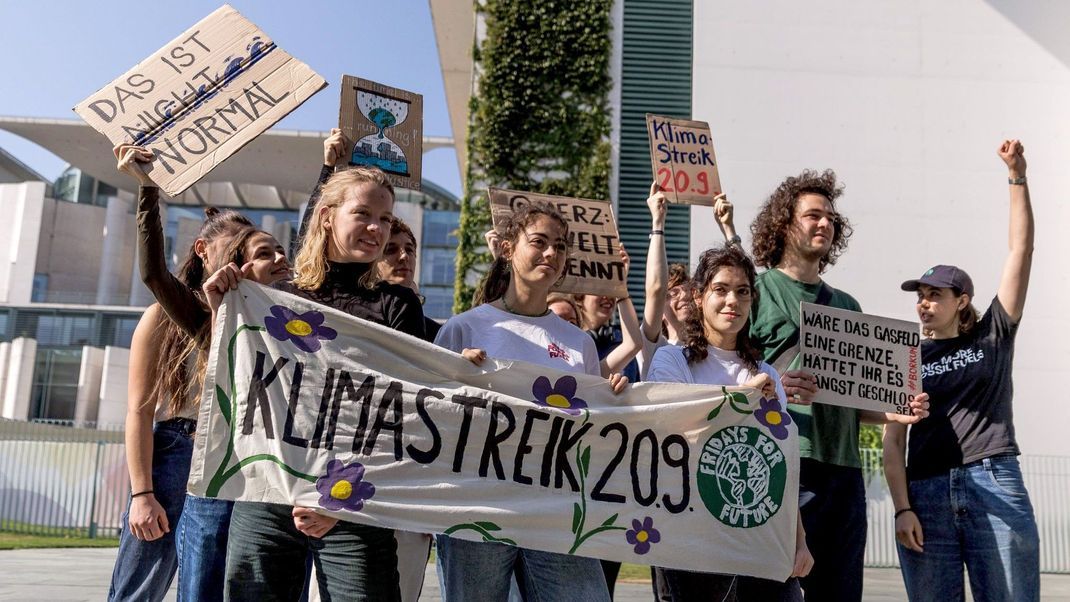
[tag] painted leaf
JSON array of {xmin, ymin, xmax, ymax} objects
[
  {"xmin": 729, "ymin": 392, "xmax": 749, "ymax": 406},
  {"xmin": 579, "ymin": 446, "xmax": 591, "ymax": 476},
  {"xmin": 600, "ymin": 513, "xmax": 619, "ymax": 527},
  {"xmin": 215, "ymin": 385, "xmax": 231, "ymax": 424},
  {"xmin": 571, "ymin": 503, "xmax": 582, "ymax": 534},
  {"xmin": 707, "ymin": 403, "xmax": 722, "ymax": 421}
]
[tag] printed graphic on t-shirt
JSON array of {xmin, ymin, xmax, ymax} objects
[
  {"xmin": 921, "ymin": 347, "xmax": 985, "ymax": 378},
  {"xmin": 547, "ymin": 341, "xmax": 571, "ymax": 362}
]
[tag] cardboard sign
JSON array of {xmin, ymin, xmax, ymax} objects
[
  {"xmin": 799, "ymin": 303, "xmax": 922, "ymax": 414},
  {"xmin": 339, "ymin": 76, "xmax": 423, "ymax": 191},
  {"xmin": 488, "ymin": 188, "xmax": 627, "ymax": 298},
  {"xmin": 74, "ymin": 5, "xmax": 327, "ymax": 196},
  {"xmin": 188, "ymin": 282, "xmax": 800, "ymax": 580},
  {"xmin": 645, "ymin": 114, "xmax": 722, "ymax": 206}
]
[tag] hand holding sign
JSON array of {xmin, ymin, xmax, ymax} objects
[
  {"xmin": 323, "ymin": 128, "xmax": 350, "ymax": 168},
  {"xmin": 114, "ymin": 144, "xmax": 156, "ymax": 187}
]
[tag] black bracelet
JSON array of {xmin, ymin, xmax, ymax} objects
[
  {"xmin": 131, "ymin": 489, "xmax": 154, "ymax": 499},
  {"xmin": 894, "ymin": 508, "xmax": 914, "ymax": 519},
  {"xmin": 649, "ymin": 229, "xmax": 664, "ymax": 236}
]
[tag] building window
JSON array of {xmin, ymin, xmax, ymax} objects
[
  {"xmin": 422, "ymin": 287, "xmax": 454, "ymax": 321},
  {"xmin": 423, "ymin": 211, "xmax": 460, "ymax": 247},
  {"xmin": 0, "ymin": 311, "xmax": 8, "ymax": 342},
  {"xmin": 102, "ymin": 315, "xmax": 141, "ymax": 348},
  {"xmin": 30, "ymin": 348, "xmax": 83, "ymax": 421},
  {"xmin": 31, "ymin": 274, "xmax": 49, "ymax": 302},
  {"xmin": 34, "ymin": 314, "xmax": 94, "ymax": 347},
  {"xmin": 421, "ymin": 248, "xmax": 456, "ymax": 287}
]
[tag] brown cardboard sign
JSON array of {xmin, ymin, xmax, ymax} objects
[
  {"xmin": 489, "ymin": 188, "xmax": 627, "ymax": 298},
  {"xmin": 73, "ymin": 4, "xmax": 327, "ymax": 197},
  {"xmin": 645, "ymin": 114, "xmax": 722, "ymax": 206},
  {"xmin": 339, "ymin": 76, "xmax": 423, "ymax": 191}
]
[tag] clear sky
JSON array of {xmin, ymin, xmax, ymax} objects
[{"xmin": 0, "ymin": 0, "xmax": 462, "ymax": 196}]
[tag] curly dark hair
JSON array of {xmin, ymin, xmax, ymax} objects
[
  {"xmin": 749, "ymin": 169, "xmax": 852, "ymax": 274},
  {"xmin": 682, "ymin": 244, "xmax": 762, "ymax": 372}
]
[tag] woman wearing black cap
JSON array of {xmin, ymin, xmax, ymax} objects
[{"xmin": 883, "ymin": 140, "xmax": 1037, "ymax": 601}]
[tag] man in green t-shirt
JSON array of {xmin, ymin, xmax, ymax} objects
[{"xmin": 716, "ymin": 170, "xmax": 927, "ymax": 601}]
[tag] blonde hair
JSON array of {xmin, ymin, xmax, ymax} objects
[{"xmin": 292, "ymin": 167, "xmax": 395, "ymax": 290}]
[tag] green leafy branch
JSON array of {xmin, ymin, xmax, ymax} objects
[
  {"xmin": 568, "ymin": 410, "xmax": 626, "ymax": 554},
  {"xmin": 706, "ymin": 386, "xmax": 754, "ymax": 421},
  {"xmin": 444, "ymin": 521, "xmax": 517, "ymax": 546}
]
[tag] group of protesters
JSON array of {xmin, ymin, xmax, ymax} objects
[{"xmin": 106, "ymin": 128, "xmax": 1037, "ymax": 602}]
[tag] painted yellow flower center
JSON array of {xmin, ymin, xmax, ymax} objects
[
  {"xmin": 636, "ymin": 530, "xmax": 649, "ymax": 543},
  {"xmin": 546, "ymin": 394, "xmax": 571, "ymax": 408},
  {"xmin": 765, "ymin": 410, "xmax": 782, "ymax": 426},
  {"xmin": 330, "ymin": 480, "xmax": 353, "ymax": 500},
  {"xmin": 286, "ymin": 319, "xmax": 313, "ymax": 337}
]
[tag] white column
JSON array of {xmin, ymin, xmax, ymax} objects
[
  {"xmin": 0, "ymin": 182, "xmax": 46, "ymax": 304},
  {"xmin": 96, "ymin": 346, "xmax": 131, "ymax": 428},
  {"xmin": 1, "ymin": 337, "xmax": 37, "ymax": 420},
  {"xmin": 74, "ymin": 346, "xmax": 106, "ymax": 425},
  {"xmin": 97, "ymin": 195, "xmax": 133, "ymax": 305}
]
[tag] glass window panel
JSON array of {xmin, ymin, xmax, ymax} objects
[{"xmin": 420, "ymin": 249, "xmax": 456, "ymax": 286}]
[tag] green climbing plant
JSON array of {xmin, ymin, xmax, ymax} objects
[{"xmin": 453, "ymin": 0, "xmax": 614, "ymax": 312}]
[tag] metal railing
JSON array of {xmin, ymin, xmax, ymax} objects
[{"xmin": 1, "ymin": 419, "xmax": 1068, "ymax": 573}]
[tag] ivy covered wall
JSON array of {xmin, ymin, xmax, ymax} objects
[{"xmin": 453, "ymin": 0, "xmax": 614, "ymax": 312}]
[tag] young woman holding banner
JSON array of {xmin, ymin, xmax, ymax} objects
[
  {"xmin": 221, "ymin": 158, "xmax": 424, "ymax": 601},
  {"xmin": 110, "ymin": 145, "xmax": 290, "ymax": 602},
  {"xmin": 436, "ymin": 201, "xmax": 627, "ymax": 602},
  {"xmin": 883, "ymin": 140, "xmax": 1038, "ymax": 601},
  {"xmin": 647, "ymin": 244, "xmax": 814, "ymax": 601}
]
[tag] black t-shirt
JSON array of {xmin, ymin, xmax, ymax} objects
[{"xmin": 907, "ymin": 297, "xmax": 1019, "ymax": 480}]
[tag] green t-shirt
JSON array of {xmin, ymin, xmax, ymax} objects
[{"xmin": 752, "ymin": 268, "xmax": 862, "ymax": 468}]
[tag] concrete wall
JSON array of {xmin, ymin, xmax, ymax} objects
[
  {"xmin": 73, "ymin": 346, "xmax": 105, "ymax": 425},
  {"xmin": 1, "ymin": 338, "xmax": 37, "ymax": 420},
  {"xmin": 692, "ymin": 0, "xmax": 1069, "ymax": 455},
  {"xmin": 0, "ymin": 182, "xmax": 45, "ymax": 304}
]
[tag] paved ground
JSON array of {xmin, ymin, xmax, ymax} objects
[{"xmin": 1, "ymin": 547, "xmax": 1068, "ymax": 601}]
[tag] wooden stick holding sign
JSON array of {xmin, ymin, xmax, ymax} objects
[
  {"xmin": 488, "ymin": 188, "xmax": 627, "ymax": 298},
  {"xmin": 339, "ymin": 76, "xmax": 423, "ymax": 191},
  {"xmin": 74, "ymin": 5, "xmax": 327, "ymax": 197},
  {"xmin": 799, "ymin": 303, "xmax": 922, "ymax": 415},
  {"xmin": 645, "ymin": 114, "xmax": 722, "ymax": 206}
]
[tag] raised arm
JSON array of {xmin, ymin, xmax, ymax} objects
[
  {"xmin": 117, "ymin": 145, "xmax": 208, "ymax": 339},
  {"xmin": 996, "ymin": 139, "xmax": 1033, "ymax": 322},
  {"xmin": 603, "ymin": 245, "xmax": 642, "ymax": 375},
  {"xmin": 713, "ymin": 193, "xmax": 738, "ymax": 243},
  {"xmin": 294, "ymin": 129, "xmax": 348, "ymax": 251},
  {"xmin": 643, "ymin": 183, "xmax": 668, "ymax": 342}
]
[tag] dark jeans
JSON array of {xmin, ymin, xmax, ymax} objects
[
  {"xmin": 797, "ymin": 459, "xmax": 866, "ymax": 602},
  {"xmin": 224, "ymin": 501, "xmax": 400, "ymax": 602},
  {"xmin": 659, "ymin": 570, "xmax": 737, "ymax": 602},
  {"xmin": 108, "ymin": 418, "xmax": 195, "ymax": 601}
]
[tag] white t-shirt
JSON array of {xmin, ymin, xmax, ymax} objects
[
  {"xmin": 636, "ymin": 333, "xmax": 680, "ymax": 380},
  {"xmin": 647, "ymin": 344, "xmax": 788, "ymax": 410},
  {"xmin": 434, "ymin": 303, "xmax": 601, "ymax": 377}
]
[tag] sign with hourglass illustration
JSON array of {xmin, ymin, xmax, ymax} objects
[{"xmin": 339, "ymin": 76, "xmax": 423, "ymax": 191}]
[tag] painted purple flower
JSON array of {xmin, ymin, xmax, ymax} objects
[
  {"xmin": 532, "ymin": 375, "xmax": 588, "ymax": 416},
  {"xmin": 755, "ymin": 397, "xmax": 793, "ymax": 440},
  {"xmin": 625, "ymin": 517, "xmax": 661, "ymax": 555},
  {"xmin": 315, "ymin": 459, "xmax": 375, "ymax": 512},
  {"xmin": 265, "ymin": 305, "xmax": 337, "ymax": 352}
]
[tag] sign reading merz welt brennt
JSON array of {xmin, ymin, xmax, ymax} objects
[{"xmin": 74, "ymin": 4, "xmax": 327, "ymax": 196}]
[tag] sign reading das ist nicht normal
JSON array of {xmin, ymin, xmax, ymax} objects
[
  {"xmin": 74, "ymin": 5, "xmax": 327, "ymax": 196},
  {"xmin": 188, "ymin": 282, "xmax": 800, "ymax": 580},
  {"xmin": 645, "ymin": 114, "xmax": 723, "ymax": 206},
  {"xmin": 488, "ymin": 188, "xmax": 628, "ymax": 298},
  {"xmin": 799, "ymin": 303, "xmax": 922, "ymax": 415}
]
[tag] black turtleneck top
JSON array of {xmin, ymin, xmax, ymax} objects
[{"xmin": 275, "ymin": 261, "xmax": 426, "ymax": 340}]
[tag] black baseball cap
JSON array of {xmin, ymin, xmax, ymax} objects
[{"xmin": 900, "ymin": 265, "xmax": 974, "ymax": 297}]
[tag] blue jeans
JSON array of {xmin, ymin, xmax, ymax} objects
[
  {"xmin": 108, "ymin": 418, "xmax": 196, "ymax": 601},
  {"xmin": 435, "ymin": 534, "xmax": 610, "ymax": 602},
  {"xmin": 177, "ymin": 495, "xmax": 234, "ymax": 601},
  {"xmin": 898, "ymin": 455, "xmax": 1040, "ymax": 602}
]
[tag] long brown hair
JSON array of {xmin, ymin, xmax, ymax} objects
[
  {"xmin": 150, "ymin": 208, "xmax": 256, "ymax": 417},
  {"xmin": 473, "ymin": 202, "xmax": 571, "ymax": 306},
  {"xmin": 750, "ymin": 169, "xmax": 852, "ymax": 274},
  {"xmin": 292, "ymin": 167, "xmax": 395, "ymax": 291},
  {"xmin": 683, "ymin": 244, "xmax": 762, "ymax": 372}
]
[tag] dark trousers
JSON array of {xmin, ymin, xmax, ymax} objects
[
  {"xmin": 224, "ymin": 501, "xmax": 400, "ymax": 602},
  {"xmin": 660, "ymin": 570, "xmax": 738, "ymax": 602},
  {"xmin": 797, "ymin": 459, "xmax": 867, "ymax": 602},
  {"xmin": 601, "ymin": 559, "xmax": 621, "ymax": 597}
]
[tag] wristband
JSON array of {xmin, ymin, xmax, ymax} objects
[
  {"xmin": 649, "ymin": 230, "xmax": 664, "ymax": 236},
  {"xmin": 131, "ymin": 490, "xmax": 154, "ymax": 499},
  {"xmin": 894, "ymin": 508, "xmax": 914, "ymax": 519},
  {"xmin": 727, "ymin": 234, "xmax": 742, "ymax": 246},
  {"xmin": 1008, "ymin": 175, "xmax": 1027, "ymax": 185}
]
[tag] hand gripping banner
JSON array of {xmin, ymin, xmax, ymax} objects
[{"xmin": 188, "ymin": 282, "xmax": 800, "ymax": 580}]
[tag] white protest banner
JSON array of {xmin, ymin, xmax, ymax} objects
[
  {"xmin": 488, "ymin": 188, "xmax": 628, "ymax": 298},
  {"xmin": 339, "ymin": 76, "xmax": 423, "ymax": 191},
  {"xmin": 188, "ymin": 282, "xmax": 800, "ymax": 580},
  {"xmin": 645, "ymin": 114, "xmax": 722, "ymax": 206},
  {"xmin": 74, "ymin": 5, "xmax": 327, "ymax": 196},
  {"xmin": 799, "ymin": 302, "xmax": 922, "ymax": 414}
]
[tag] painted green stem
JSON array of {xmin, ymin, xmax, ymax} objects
[{"xmin": 205, "ymin": 324, "xmax": 265, "ymax": 497}]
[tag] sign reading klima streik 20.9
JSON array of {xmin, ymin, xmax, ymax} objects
[
  {"xmin": 74, "ymin": 5, "xmax": 326, "ymax": 196},
  {"xmin": 188, "ymin": 282, "xmax": 800, "ymax": 580},
  {"xmin": 645, "ymin": 114, "xmax": 723, "ymax": 205}
]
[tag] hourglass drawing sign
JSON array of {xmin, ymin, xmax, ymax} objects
[{"xmin": 351, "ymin": 91, "xmax": 410, "ymax": 176}]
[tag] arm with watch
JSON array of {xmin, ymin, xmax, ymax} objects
[{"xmin": 883, "ymin": 421, "xmax": 924, "ymax": 552}]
